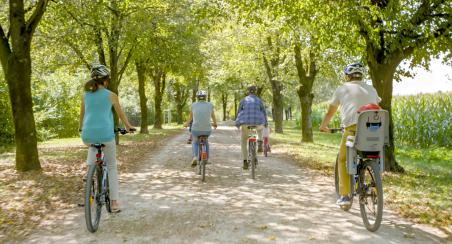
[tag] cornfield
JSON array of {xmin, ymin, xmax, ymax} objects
[
  {"xmin": 392, "ymin": 92, "xmax": 451, "ymax": 148},
  {"xmin": 311, "ymin": 92, "xmax": 452, "ymax": 148}
]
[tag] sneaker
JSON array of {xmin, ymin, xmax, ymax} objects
[
  {"xmin": 191, "ymin": 157, "xmax": 197, "ymax": 167},
  {"xmin": 336, "ymin": 196, "xmax": 351, "ymax": 206},
  {"xmin": 243, "ymin": 160, "xmax": 249, "ymax": 170},
  {"xmin": 187, "ymin": 139, "xmax": 192, "ymax": 144}
]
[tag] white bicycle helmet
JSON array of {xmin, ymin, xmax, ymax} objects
[
  {"xmin": 344, "ymin": 62, "xmax": 365, "ymax": 76},
  {"xmin": 91, "ymin": 64, "xmax": 110, "ymax": 79},
  {"xmin": 196, "ymin": 90, "xmax": 207, "ymax": 98}
]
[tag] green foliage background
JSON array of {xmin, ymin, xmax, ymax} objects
[{"xmin": 0, "ymin": 77, "xmax": 14, "ymax": 144}]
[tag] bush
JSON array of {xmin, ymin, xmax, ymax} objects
[
  {"xmin": 311, "ymin": 102, "xmax": 341, "ymax": 129},
  {"xmin": 33, "ymin": 72, "xmax": 84, "ymax": 140}
]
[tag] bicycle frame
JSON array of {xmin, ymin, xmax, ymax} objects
[
  {"xmin": 197, "ymin": 136, "xmax": 208, "ymax": 181},
  {"xmin": 93, "ymin": 145, "xmax": 109, "ymax": 207},
  {"xmin": 197, "ymin": 137, "xmax": 208, "ymax": 162},
  {"xmin": 247, "ymin": 126, "xmax": 258, "ymax": 179}
]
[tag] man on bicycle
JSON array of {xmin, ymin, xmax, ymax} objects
[
  {"xmin": 320, "ymin": 62, "xmax": 381, "ymax": 207},
  {"xmin": 235, "ymin": 85, "xmax": 268, "ymax": 170},
  {"xmin": 184, "ymin": 90, "xmax": 217, "ymax": 166}
]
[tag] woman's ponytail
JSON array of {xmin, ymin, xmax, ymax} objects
[
  {"xmin": 84, "ymin": 79, "xmax": 99, "ymax": 92},
  {"xmin": 84, "ymin": 77, "xmax": 108, "ymax": 92}
]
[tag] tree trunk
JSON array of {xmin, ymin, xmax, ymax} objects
[
  {"xmin": 234, "ymin": 93, "xmax": 238, "ymax": 120},
  {"xmin": 262, "ymin": 36, "xmax": 285, "ymax": 133},
  {"xmin": 207, "ymin": 86, "xmax": 211, "ymax": 102},
  {"xmin": 298, "ymin": 93, "xmax": 314, "ymax": 142},
  {"xmin": 368, "ymin": 62, "xmax": 404, "ymax": 172},
  {"xmin": 0, "ymin": 0, "xmax": 49, "ymax": 171},
  {"xmin": 6, "ymin": 56, "xmax": 41, "ymax": 171},
  {"xmin": 221, "ymin": 92, "xmax": 228, "ymax": 121},
  {"xmin": 263, "ymin": 56, "xmax": 284, "ymax": 133},
  {"xmin": 152, "ymin": 70, "xmax": 166, "ymax": 129},
  {"xmin": 107, "ymin": 5, "xmax": 122, "ymax": 144},
  {"xmin": 270, "ymin": 82, "xmax": 284, "ymax": 133},
  {"xmin": 191, "ymin": 79, "xmax": 199, "ymax": 103},
  {"xmin": 176, "ymin": 104, "xmax": 183, "ymax": 124},
  {"xmin": 294, "ymin": 44, "xmax": 317, "ymax": 142},
  {"xmin": 136, "ymin": 62, "xmax": 148, "ymax": 134},
  {"xmin": 174, "ymin": 82, "xmax": 189, "ymax": 125},
  {"xmin": 256, "ymin": 86, "xmax": 264, "ymax": 97}
]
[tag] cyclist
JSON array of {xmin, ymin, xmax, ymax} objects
[
  {"xmin": 184, "ymin": 90, "xmax": 217, "ymax": 166},
  {"xmin": 79, "ymin": 64, "xmax": 134, "ymax": 213},
  {"xmin": 235, "ymin": 85, "xmax": 268, "ymax": 170},
  {"xmin": 319, "ymin": 62, "xmax": 381, "ymax": 207}
]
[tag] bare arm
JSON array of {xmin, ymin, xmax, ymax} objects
[
  {"xmin": 110, "ymin": 93, "xmax": 133, "ymax": 130},
  {"xmin": 319, "ymin": 105, "xmax": 338, "ymax": 132},
  {"xmin": 79, "ymin": 96, "xmax": 85, "ymax": 130}
]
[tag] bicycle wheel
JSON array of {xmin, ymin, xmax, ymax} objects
[
  {"xmin": 250, "ymin": 141, "xmax": 256, "ymax": 179},
  {"xmin": 84, "ymin": 165, "xmax": 102, "ymax": 233},
  {"xmin": 197, "ymin": 143, "xmax": 202, "ymax": 175},
  {"xmin": 105, "ymin": 173, "xmax": 112, "ymax": 213},
  {"xmin": 359, "ymin": 161, "xmax": 383, "ymax": 232},
  {"xmin": 201, "ymin": 160, "xmax": 206, "ymax": 182}
]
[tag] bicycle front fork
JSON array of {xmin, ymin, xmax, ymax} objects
[{"xmin": 100, "ymin": 165, "xmax": 108, "ymax": 203}]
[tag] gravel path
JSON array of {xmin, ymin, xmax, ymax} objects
[{"xmin": 25, "ymin": 125, "xmax": 449, "ymax": 243}]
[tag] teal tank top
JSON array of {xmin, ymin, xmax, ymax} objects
[{"xmin": 81, "ymin": 88, "xmax": 115, "ymax": 143}]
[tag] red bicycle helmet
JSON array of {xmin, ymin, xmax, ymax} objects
[{"xmin": 358, "ymin": 103, "xmax": 381, "ymax": 113}]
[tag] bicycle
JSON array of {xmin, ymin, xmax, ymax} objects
[
  {"xmin": 247, "ymin": 126, "xmax": 258, "ymax": 179},
  {"xmin": 84, "ymin": 128, "xmax": 135, "ymax": 233},
  {"xmin": 196, "ymin": 135, "xmax": 209, "ymax": 182},
  {"xmin": 329, "ymin": 109, "xmax": 388, "ymax": 232}
]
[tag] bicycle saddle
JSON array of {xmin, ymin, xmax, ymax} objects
[{"xmin": 91, "ymin": 143, "xmax": 105, "ymax": 149}]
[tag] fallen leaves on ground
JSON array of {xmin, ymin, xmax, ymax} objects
[{"xmin": 0, "ymin": 130, "xmax": 181, "ymax": 242}]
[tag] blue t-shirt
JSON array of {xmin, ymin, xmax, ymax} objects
[
  {"xmin": 191, "ymin": 101, "xmax": 213, "ymax": 132},
  {"xmin": 81, "ymin": 88, "xmax": 115, "ymax": 143}
]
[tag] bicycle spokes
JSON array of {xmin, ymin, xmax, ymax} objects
[{"xmin": 359, "ymin": 162, "xmax": 383, "ymax": 232}]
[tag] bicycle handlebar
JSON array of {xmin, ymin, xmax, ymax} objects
[
  {"xmin": 115, "ymin": 128, "xmax": 136, "ymax": 135},
  {"xmin": 330, "ymin": 128, "xmax": 343, "ymax": 134}
]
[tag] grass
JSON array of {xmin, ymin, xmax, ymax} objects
[
  {"xmin": 0, "ymin": 126, "xmax": 182, "ymax": 242},
  {"xmin": 271, "ymin": 120, "xmax": 452, "ymax": 230}
]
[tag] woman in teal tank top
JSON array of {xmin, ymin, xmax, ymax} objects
[{"xmin": 79, "ymin": 64, "xmax": 134, "ymax": 213}]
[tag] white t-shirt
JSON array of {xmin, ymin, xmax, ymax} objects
[{"xmin": 329, "ymin": 81, "xmax": 381, "ymax": 127}]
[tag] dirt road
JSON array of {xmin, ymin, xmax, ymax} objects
[{"xmin": 25, "ymin": 125, "xmax": 449, "ymax": 243}]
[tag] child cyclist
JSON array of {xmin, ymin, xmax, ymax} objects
[
  {"xmin": 184, "ymin": 90, "xmax": 218, "ymax": 166},
  {"xmin": 80, "ymin": 64, "xmax": 135, "ymax": 213},
  {"xmin": 319, "ymin": 62, "xmax": 381, "ymax": 207}
]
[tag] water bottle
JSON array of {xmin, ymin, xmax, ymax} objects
[{"xmin": 346, "ymin": 136, "xmax": 357, "ymax": 175}]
